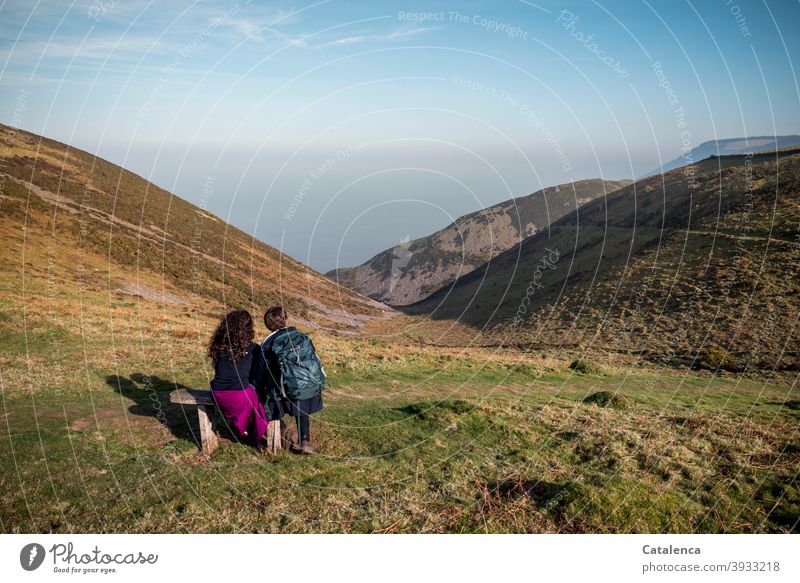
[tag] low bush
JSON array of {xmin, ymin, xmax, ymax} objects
[
  {"xmin": 582, "ymin": 391, "xmax": 630, "ymax": 410},
  {"xmin": 702, "ymin": 348, "xmax": 741, "ymax": 371},
  {"xmin": 569, "ymin": 358, "xmax": 602, "ymax": 375}
]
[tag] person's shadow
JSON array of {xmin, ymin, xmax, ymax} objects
[{"xmin": 105, "ymin": 373, "xmax": 240, "ymax": 448}]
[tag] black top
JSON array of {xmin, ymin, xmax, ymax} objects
[{"xmin": 209, "ymin": 341, "xmax": 259, "ymax": 391}]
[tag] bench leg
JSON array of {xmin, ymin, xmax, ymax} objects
[
  {"xmin": 265, "ymin": 420, "xmax": 281, "ymax": 453},
  {"xmin": 197, "ymin": 404, "xmax": 218, "ymax": 456}
]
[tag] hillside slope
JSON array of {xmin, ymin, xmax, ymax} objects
[
  {"xmin": 327, "ymin": 178, "xmax": 631, "ymax": 305},
  {"xmin": 407, "ymin": 150, "xmax": 800, "ymax": 368},
  {"xmin": 0, "ymin": 124, "xmax": 390, "ymax": 330}
]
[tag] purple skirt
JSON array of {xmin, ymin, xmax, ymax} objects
[{"xmin": 211, "ymin": 385, "xmax": 268, "ymax": 446}]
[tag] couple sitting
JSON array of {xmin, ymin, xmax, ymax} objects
[{"xmin": 207, "ymin": 305, "xmax": 325, "ymax": 454}]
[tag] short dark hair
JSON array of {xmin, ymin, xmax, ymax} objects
[{"xmin": 263, "ymin": 305, "xmax": 287, "ymax": 331}]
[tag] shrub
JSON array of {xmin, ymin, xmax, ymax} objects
[
  {"xmin": 702, "ymin": 348, "xmax": 740, "ymax": 371},
  {"xmin": 569, "ymin": 358, "xmax": 602, "ymax": 375},
  {"xmin": 582, "ymin": 391, "xmax": 630, "ymax": 410}
]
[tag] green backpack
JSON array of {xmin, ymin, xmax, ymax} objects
[{"xmin": 269, "ymin": 327, "xmax": 326, "ymax": 400}]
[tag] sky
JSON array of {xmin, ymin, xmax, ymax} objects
[{"xmin": 1, "ymin": 0, "xmax": 799, "ymax": 272}]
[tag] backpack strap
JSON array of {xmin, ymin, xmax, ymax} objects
[{"xmin": 262, "ymin": 329, "xmax": 286, "ymax": 400}]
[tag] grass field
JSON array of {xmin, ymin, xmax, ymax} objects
[
  {"xmin": 0, "ymin": 127, "xmax": 797, "ymax": 533},
  {"xmin": 1, "ymin": 282, "xmax": 798, "ymax": 532}
]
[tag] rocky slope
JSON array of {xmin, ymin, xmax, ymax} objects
[{"xmin": 327, "ymin": 178, "xmax": 631, "ymax": 305}]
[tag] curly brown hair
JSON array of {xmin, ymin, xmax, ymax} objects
[{"xmin": 208, "ymin": 309, "xmax": 254, "ymax": 365}]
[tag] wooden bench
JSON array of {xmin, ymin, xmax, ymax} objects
[{"xmin": 169, "ymin": 389, "xmax": 281, "ymax": 455}]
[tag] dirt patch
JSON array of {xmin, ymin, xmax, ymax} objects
[
  {"xmin": 496, "ymin": 385, "xmax": 528, "ymax": 395},
  {"xmin": 2, "ymin": 172, "xmax": 80, "ymax": 214},
  {"xmin": 3, "ymin": 172, "xmax": 230, "ymax": 269},
  {"xmin": 68, "ymin": 409, "xmax": 122, "ymax": 433},
  {"xmin": 303, "ymin": 296, "xmax": 396, "ymax": 329},
  {"xmin": 116, "ymin": 282, "xmax": 187, "ymax": 305},
  {"xmin": 70, "ymin": 419, "xmax": 91, "ymax": 431}
]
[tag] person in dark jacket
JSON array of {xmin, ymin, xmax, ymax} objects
[
  {"xmin": 208, "ymin": 309, "xmax": 269, "ymax": 447},
  {"xmin": 253, "ymin": 305, "xmax": 323, "ymax": 454}
]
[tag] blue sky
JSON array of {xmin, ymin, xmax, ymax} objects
[{"xmin": 2, "ymin": 0, "xmax": 799, "ymax": 271}]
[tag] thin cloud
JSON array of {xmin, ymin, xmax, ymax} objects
[
  {"xmin": 377, "ymin": 26, "xmax": 440, "ymax": 41},
  {"xmin": 315, "ymin": 25, "xmax": 439, "ymax": 49},
  {"xmin": 316, "ymin": 35, "xmax": 366, "ymax": 48},
  {"xmin": 221, "ymin": 16, "xmax": 309, "ymax": 48},
  {"xmin": 226, "ymin": 18, "xmax": 262, "ymax": 39},
  {"xmin": 219, "ymin": 4, "xmax": 306, "ymax": 47}
]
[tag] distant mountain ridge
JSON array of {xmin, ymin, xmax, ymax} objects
[
  {"xmin": 327, "ymin": 178, "xmax": 631, "ymax": 306},
  {"xmin": 643, "ymin": 135, "xmax": 800, "ymax": 177},
  {"xmin": 0, "ymin": 124, "xmax": 390, "ymax": 330}
]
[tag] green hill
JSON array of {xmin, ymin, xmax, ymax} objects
[
  {"xmin": 0, "ymin": 123, "xmax": 390, "ymax": 329},
  {"xmin": 407, "ymin": 149, "xmax": 800, "ymax": 370}
]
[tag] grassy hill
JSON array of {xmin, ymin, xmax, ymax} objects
[
  {"xmin": 0, "ymin": 123, "xmax": 390, "ymax": 330},
  {"xmin": 0, "ymin": 126, "xmax": 796, "ymax": 534},
  {"xmin": 407, "ymin": 149, "xmax": 800, "ymax": 370},
  {"xmin": 327, "ymin": 178, "xmax": 631, "ymax": 305}
]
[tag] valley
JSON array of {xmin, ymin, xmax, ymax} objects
[{"xmin": 0, "ymin": 125, "xmax": 797, "ymax": 533}]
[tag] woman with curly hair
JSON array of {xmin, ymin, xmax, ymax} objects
[{"xmin": 208, "ymin": 309, "xmax": 268, "ymax": 447}]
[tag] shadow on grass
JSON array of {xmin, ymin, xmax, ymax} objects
[
  {"xmin": 767, "ymin": 400, "xmax": 800, "ymax": 411},
  {"xmin": 487, "ymin": 477, "xmax": 580, "ymax": 511},
  {"xmin": 395, "ymin": 399, "xmax": 475, "ymax": 419},
  {"xmin": 105, "ymin": 373, "xmax": 240, "ymax": 449}
]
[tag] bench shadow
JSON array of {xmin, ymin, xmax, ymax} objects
[{"xmin": 105, "ymin": 373, "xmax": 240, "ymax": 448}]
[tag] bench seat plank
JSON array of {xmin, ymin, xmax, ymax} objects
[{"xmin": 170, "ymin": 388, "xmax": 215, "ymax": 406}]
